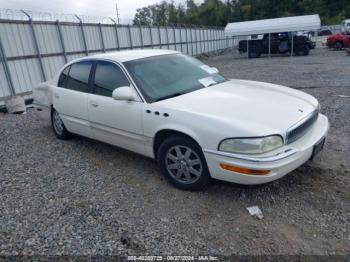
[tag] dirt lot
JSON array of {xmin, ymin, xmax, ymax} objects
[{"xmin": 0, "ymin": 48, "xmax": 349, "ymax": 259}]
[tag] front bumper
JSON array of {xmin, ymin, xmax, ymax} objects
[
  {"xmin": 203, "ymin": 114, "xmax": 329, "ymax": 185},
  {"xmin": 33, "ymin": 103, "xmax": 51, "ymax": 121}
]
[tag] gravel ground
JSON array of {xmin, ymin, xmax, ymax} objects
[{"xmin": 0, "ymin": 48, "xmax": 349, "ymax": 259}]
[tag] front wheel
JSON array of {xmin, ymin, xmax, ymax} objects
[
  {"xmin": 334, "ymin": 41, "xmax": 343, "ymax": 50},
  {"xmin": 51, "ymin": 108, "xmax": 71, "ymax": 140},
  {"xmin": 157, "ymin": 136, "xmax": 211, "ymax": 191}
]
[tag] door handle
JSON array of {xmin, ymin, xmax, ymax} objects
[
  {"xmin": 54, "ymin": 93, "xmax": 59, "ymax": 99},
  {"xmin": 90, "ymin": 101, "xmax": 99, "ymax": 108}
]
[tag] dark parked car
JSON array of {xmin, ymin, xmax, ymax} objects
[
  {"xmin": 238, "ymin": 33, "xmax": 315, "ymax": 58},
  {"xmin": 318, "ymin": 29, "xmax": 333, "ymax": 36}
]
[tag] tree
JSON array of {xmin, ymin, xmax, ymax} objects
[
  {"xmin": 133, "ymin": 0, "xmax": 350, "ymax": 26},
  {"xmin": 198, "ymin": 0, "xmax": 227, "ymax": 26},
  {"xmin": 133, "ymin": 7, "xmax": 153, "ymax": 25},
  {"xmin": 152, "ymin": 1, "xmax": 169, "ymax": 26},
  {"xmin": 177, "ymin": 4, "xmax": 186, "ymax": 25},
  {"xmin": 185, "ymin": 0, "xmax": 200, "ymax": 24},
  {"xmin": 168, "ymin": 1, "xmax": 178, "ymax": 25}
]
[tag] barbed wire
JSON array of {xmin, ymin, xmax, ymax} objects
[
  {"xmin": 1, "ymin": 8, "xmax": 340, "ymax": 28},
  {"xmin": 0, "ymin": 8, "xmax": 117, "ymax": 24}
]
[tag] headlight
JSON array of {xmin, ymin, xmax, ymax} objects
[{"xmin": 219, "ymin": 135, "xmax": 283, "ymax": 154}]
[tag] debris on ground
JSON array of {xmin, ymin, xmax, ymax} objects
[{"xmin": 246, "ymin": 206, "xmax": 264, "ymax": 220}]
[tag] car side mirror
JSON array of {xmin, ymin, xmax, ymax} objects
[{"xmin": 112, "ymin": 86, "xmax": 136, "ymax": 101}]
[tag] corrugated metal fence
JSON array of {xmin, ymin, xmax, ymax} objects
[{"xmin": 0, "ymin": 14, "xmax": 235, "ymax": 102}]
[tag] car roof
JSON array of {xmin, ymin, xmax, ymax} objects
[{"xmin": 76, "ymin": 49, "xmax": 180, "ymax": 63}]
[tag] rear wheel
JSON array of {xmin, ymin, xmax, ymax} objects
[
  {"xmin": 51, "ymin": 108, "xmax": 71, "ymax": 140},
  {"xmin": 248, "ymin": 45, "xmax": 261, "ymax": 58},
  {"xmin": 334, "ymin": 41, "xmax": 343, "ymax": 50},
  {"xmin": 295, "ymin": 45, "xmax": 310, "ymax": 56},
  {"xmin": 157, "ymin": 135, "xmax": 211, "ymax": 191}
]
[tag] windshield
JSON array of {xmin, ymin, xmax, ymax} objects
[{"xmin": 123, "ymin": 54, "xmax": 226, "ymax": 102}]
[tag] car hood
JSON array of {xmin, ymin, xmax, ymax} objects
[
  {"xmin": 155, "ymin": 79, "xmax": 318, "ymax": 137},
  {"xmin": 328, "ymin": 34, "xmax": 347, "ymax": 40}
]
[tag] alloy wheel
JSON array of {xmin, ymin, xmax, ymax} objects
[
  {"xmin": 165, "ymin": 145, "xmax": 203, "ymax": 184},
  {"xmin": 52, "ymin": 110, "xmax": 64, "ymax": 136}
]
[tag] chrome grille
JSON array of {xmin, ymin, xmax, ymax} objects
[{"xmin": 286, "ymin": 110, "xmax": 319, "ymax": 144}]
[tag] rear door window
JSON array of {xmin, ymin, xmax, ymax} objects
[
  {"xmin": 92, "ymin": 61, "xmax": 130, "ymax": 97},
  {"xmin": 65, "ymin": 61, "xmax": 93, "ymax": 93}
]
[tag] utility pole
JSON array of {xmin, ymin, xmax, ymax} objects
[{"xmin": 115, "ymin": 1, "xmax": 120, "ymax": 24}]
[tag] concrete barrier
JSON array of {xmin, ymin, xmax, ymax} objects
[{"xmin": 5, "ymin": 96, "xmax": 26, "ymax": 114}]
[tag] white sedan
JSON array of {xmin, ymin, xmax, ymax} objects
[{"xmin": 34, "ymin": 49, "xmax": 329, "ymax": 190}]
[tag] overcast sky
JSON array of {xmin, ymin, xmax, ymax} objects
[{"xmin": 0, "ymin": 0, "xmax": 197, "ymax": 24}]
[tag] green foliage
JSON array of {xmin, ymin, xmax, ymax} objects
[{"xmin": 132, "ymin": 0, "xmax": 350, "ymax": 26}]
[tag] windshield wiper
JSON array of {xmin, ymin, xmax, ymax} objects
[
  {"xmin": 208, "ymin": 79, "xmax": 228, "ymax": 87},
  {"xmin": 207, "ymin": 82, "xmax": 217, "ymax": 87},
  {"xmin": 155, "ymin": 92, "xmax": 183, "ymax": 102}
]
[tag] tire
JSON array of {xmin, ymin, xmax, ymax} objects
[
  {"xmin": 334, "ymin": 41, "xmax": 343, "ymax": 50},
  {"xmin": 157, "ymin": 135, "xmax": 211, "ymax": 191},
  {"xmin": 248, "ymin": 45, "xmax": 261, "ymax": 58},
  {"xmin": 51, "ymin": 108, "xmax": 71, "ymax": 140},
  {"xmin": 295, "ymin": 45, "xmax": 310, "ymax": 56}
]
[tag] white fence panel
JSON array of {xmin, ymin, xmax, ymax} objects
[
  {"xmin": 102, "ymin": 25, "xmax": 118, "ymax": 50},
  {"xmin": 130, "ymin": 26, "xmax": 141, "ymax": 47},
  {"xmin": 8, "ymin": 59, "xmax": 42, "ymax": 94},
  {"xmin": 141, "ymin": 27, "xmax": 151, "ymax": 46},
  {"xmin": 61, "ymin": 24, "xmax": 84, "ymax": 53},
  {"xmin": 67, "ymin": 53, "xmax": 85, "ymax": 62},
  {"xmin": 42, "ymin": 56, "xmax": 65, "ymax": 80},
  {"xmin": 0, "ymin": 23, "xmax": 36, "ymax": 57},
  {"xmin": 0, "ymin": 17, "xmax": 229, "ymax": 102},
  {"xmin": 34, "ymin": 23, "xmax": 61, "ymax": 54},
  {"xmin": 151, "ymin": 28, "xmax": 160, "ymax": 46},
  {"xmin": 117, "ymin": 26, "xmax": 130, "ymax": 48},
  {"xmin": 0, "ymin": 63, "xmax": 11, "ymax": 98},
  {"xmin": 84, "ymin": 25, "xmax": 103, "ymax": 51}
]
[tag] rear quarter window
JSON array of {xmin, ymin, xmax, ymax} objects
[
  {"xmin": 58, "ymin": 66, "xmax": 70, "ymax": 88},
  {"xmin": 64, "ymin": 61, "xmax": 93, "ymax": 93}
]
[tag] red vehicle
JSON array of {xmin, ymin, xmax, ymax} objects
[{"xmin": 327, "ymin": 33, "xmax": 350, "ymax": 50}]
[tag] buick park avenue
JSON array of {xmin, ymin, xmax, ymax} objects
[{"xmin": 34, "ymin": 49, "xmax": 329, "ymax": 190}]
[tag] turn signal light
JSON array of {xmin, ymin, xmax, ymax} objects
[{"xmin": 219, "ymin": 163, "xmax": 270, "ymax": 176}]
